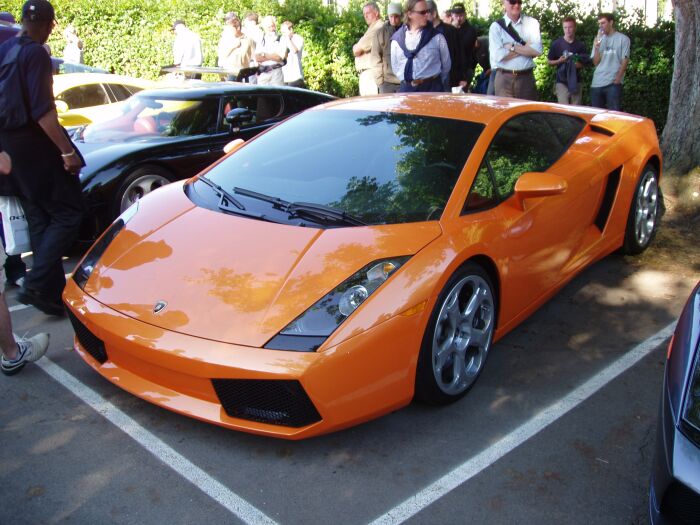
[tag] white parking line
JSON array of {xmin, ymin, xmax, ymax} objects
[
  {"xmin": 37, "ymin": 358, "xmax": 279, "ymax": 525},
  {"xmin": 9, "ymin": 304, "xmax": 30, "ymax": 312},
  {"xmin": 369, "ymin": 321, "xmax": 676, "ymax": 525}
]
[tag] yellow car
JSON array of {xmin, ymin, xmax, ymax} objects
[{"xmin": 54, "ymin": 73, "xmax": 154, "ymax": 127}]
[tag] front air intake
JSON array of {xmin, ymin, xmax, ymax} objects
[
  {"xmin": 67, "ymin": 309, "xmax": 108, "ymax": 364},
  {"xmin": 212, "ymin": 379, "xmax": 321, "ymax": 427}
]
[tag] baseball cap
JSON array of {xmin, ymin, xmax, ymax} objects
[
  {"xmin": 172, "ymin": 19, "xmax": 185, "ymax": 30},
  {"xmin": 451, "ymin": 3, "xmax": 466, "ymax": 14},
  {"xmin": 22, "ymin": 0, "xmax": 55, "ymax": 22},
  {"xmin": 387, "ymin": 3, "xmax": 402, "ymax": 16}
]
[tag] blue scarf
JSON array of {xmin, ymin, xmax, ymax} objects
[{"xmin": 391, "ymin": 24, "xmax": 437, "ymax": 82}]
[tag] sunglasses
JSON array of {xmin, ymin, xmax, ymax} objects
[
  {"xmin": 507, "ymin": 0, "xmax": 523, "ymax": 4},
  {"xmin": 412, "ymin": 9, "xmax": 430, "ymax": 15}
]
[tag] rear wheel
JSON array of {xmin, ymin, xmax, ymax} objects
[
  {"xmin": 622, "ymin": 164, "xmax": 660, "ymax": 255},
  {"xmin": 116, "ymin": 165, "xmax": 173, "ymax": 215},
  {"xmin": 415, "ymin": 262, "xmax": 496, "ymax": 405}
]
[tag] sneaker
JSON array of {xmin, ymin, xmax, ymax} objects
[
  {"xmin": 17, "ymin": 287, "xmax": 65, "ymax": 317},
  {"xmin": 1, "ymin": 333, "xmax": 50, "ymax": 376},
  {"xmin": 5, "ymin": 276, "xmax": 25, "ymax": 288}
]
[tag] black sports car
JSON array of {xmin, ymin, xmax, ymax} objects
[
  {"xmin": 74, "ymin": 82, "xmax": 334, "ymax": 240},
  {"xmin": 649, "ymin": 280, "xmax": 700, "ymax": 524}
]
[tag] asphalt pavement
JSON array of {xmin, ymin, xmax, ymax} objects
[{"xmin": 1, "ymin": 253, "xmax": 697, "ymax": 524}]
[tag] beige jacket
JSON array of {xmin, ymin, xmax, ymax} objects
[
  {"xmin": 354, "ymin": 20, "xmax": 385, "ymax": 76},
  {"xmin": 371, "ymin": 22, "xmax": 399, "ymax": 86}
]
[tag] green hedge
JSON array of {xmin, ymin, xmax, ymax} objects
[{"xmin": 4, "ymin": 0, "xmax": 673, "ymax": 129}]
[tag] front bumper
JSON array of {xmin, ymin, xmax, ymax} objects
[
  {"xmin": 63, "ymin": 279, "xmax": 424, "ymax": 439},
  {"xmin": 649, "ymin": 376, "xmax": 700, "ymax": 524}
]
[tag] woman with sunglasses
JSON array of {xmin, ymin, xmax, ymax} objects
[
  {"xmin": 488, "ymin": 0, "xmax": 542, "ymax": 100},
  {"xmin": 390, "ymin": 0, "xmax": 451, "ymax": 92}
]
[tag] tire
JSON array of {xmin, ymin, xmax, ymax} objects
[
  {"xmin": 115, "ymin": 165, "xmax": 173, "ymax": 216},
  {"xmin": 415, "ymin": 262, "xmax": 497, "ymax": 405},
  {"xmin": 622, "ymin": 164, "xmax": 660, "ymax": 255}
]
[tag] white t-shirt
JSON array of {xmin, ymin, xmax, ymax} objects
[
  {"xmin": 281, "ymin": 34, "xmax": 304, "ymax": 83},
  {"xmin": 591, "ymin": 31, "xmax": 630, "ymax": 87}
]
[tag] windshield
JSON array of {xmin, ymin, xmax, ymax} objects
[
  {"xmin": 200, "ymin": 109, "xmax": 483, "ymax": 225},
  {"xmin": 79, "ymin": 94, "xmax": 220, "ymax": 143}
]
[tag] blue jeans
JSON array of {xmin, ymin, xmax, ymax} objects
[{"xmin": 591, "ymin": 83, "xmax": 622, "ymax": 111}]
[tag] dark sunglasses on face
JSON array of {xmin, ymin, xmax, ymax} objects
[
  {"xmin": 508, "ymin": 0, "xmax": 522, "ymax": 5},
  {"xmin": 412, "ymin": 9, "xmax": 430, "ymax": 15}
]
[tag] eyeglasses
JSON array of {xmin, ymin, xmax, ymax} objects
[
  {"xmin": 412, "ymin": 9, "xmax": 430, "ymax": 15},
  {"xmin": 507, "ymin": 0, "xmax": 523, "ymax": 5}
]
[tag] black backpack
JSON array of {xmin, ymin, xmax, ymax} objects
[{"xmin": 0, "ymin": 41, "xmax": 29, "ymax": 131}]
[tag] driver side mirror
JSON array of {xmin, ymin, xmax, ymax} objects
[
  {"xmin": 55, "ymin": 100, "xmax": 69, "ymax": 113},
  {"xmin": 514, "ymin": 172, "xmax": 567, "ymax": 209},
  {"xmin": 225, "ymin": 107, "xmax": 254, "ymax": 132}
]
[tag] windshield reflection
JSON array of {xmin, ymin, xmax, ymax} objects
[{"xmin": 203, "ymin": 110, "xmax": 483, "ymax": 226}]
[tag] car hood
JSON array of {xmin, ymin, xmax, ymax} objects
[{"xmin": 83, "ymin": 183, "xmax": 441, "ymax": 347}]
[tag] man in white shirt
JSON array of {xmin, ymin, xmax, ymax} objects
[
  {"xmin": 172, "ymin": 20, "xmax": 202, "ymax": 79},
  {"xmin": 255, "ymin": 16, "xmax": 287, "ymax": 86},
  {"xmin": 280, "ymin": 21, "xmax": 304, "ymax": 88},
  {"xmin": 488, "ymin": 0, "xmax": 542, "ymax": 100}
]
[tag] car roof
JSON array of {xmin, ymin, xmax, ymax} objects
[
  {"xmin": 318, "ymin": 93, "xmax": 608, "ymax": 126},
  {"xmin": 133, "ymin": 81, "xmax": 335, "ymax": 100}
]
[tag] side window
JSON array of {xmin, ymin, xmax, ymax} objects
[
  {"xmin": 282, "ymin": 93, "xmax": 328, "ymax": 116},
  {"xmin": 482, "ymin": 113, "xmax": 573, "ymax": 199},
  {"xmin": 106, "ymin": 83, "xmax": 144, "ymax": 102},
  {"xmin": 222, "ymin": 95, "xmax": 283, "ymax": 129},
  {"xmin": 57, "ymin": 84, "xmax": 110, "ymax": 109},
  {"xmin": 167, "ymin": 98, "xmax": 220, "ymax": 136},
  {"xmin": 463, "ymin": 165, "xmax": 498, "ymax": 213},
  {"xmin": 540, "ymin": 113, "xmax": 585, "ymax": 146}
]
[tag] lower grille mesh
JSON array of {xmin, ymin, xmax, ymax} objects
[
  {"xmin": 67, "ymin": 309, "xmax": 107, "ymax": 364},
  {"xmin": 661, "ymin": 481, "xmax": 700, "ymax": 524},
  {"xmin": 212, "ymin": 379, "xmax": 321, "ymax": 428}
]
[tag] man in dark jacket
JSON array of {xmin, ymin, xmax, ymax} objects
[
  {"xmin": 451, "ymin": 3, "xmax": 477, "ymax": 91},
  {"xmin": 426, "ymin": 1, "xmax": 459, "ymax": 90},
  {"xmin": 0, "ymin": 0, "xmax": 84, "ymax": 316}
]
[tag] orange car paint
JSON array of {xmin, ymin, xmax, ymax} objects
[{"xmin": 64, "ymin": 94, "xmax": 662, "ymax": 439}]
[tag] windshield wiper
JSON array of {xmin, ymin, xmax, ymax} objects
[
  {"xmin": 287, "ymin": 202, "xmax": 367, "ymax": 226},
  {"xmin": 233, "ymin": 187, "xmax": 290, "ymax": 210},
  {"xmin": 232, "ymin": 187, "xmax": 366, "ymax": 227},
  {"xmin": 199, "ymin": 176, "xmax": 246, "ymax": 211}
]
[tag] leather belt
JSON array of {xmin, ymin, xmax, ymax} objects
[
  {"xmin": 499, "ymin": 68, "xmax": 533, "ymax": 76},
  {"xmin": 410, "ymin": 74, "xmax": 438, "ymax": 87},
  {"xmin": 259, "ymin": 64, "xmax": 283, "ymax": 73}
]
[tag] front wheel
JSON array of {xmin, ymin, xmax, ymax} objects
[
  {"xmin": 622, "ymin": 164, "xmax": 660, "ymax": 255},
  {"xmin": 415, "ymin": 262, "xmax": 497, "ymax": 405},
  {"xmin": 115, "ymin": 165, "xmax": 173, "ymax": 215}
]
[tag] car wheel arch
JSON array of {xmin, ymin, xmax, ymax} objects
[{"xmin": 113, "ymin": 163, "xmax": 177, "ymax": 217}]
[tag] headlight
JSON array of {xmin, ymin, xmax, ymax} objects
[
  {"xmin": 681, "ymin": 343, "xmax": 700, "ymax": 446},
  {"xmin": 72, "ymin": 202, "xmax": 139, "ymax": 289},
  {"xmin": 265, "ymin": 256, "xmax": 410, "ymax": 352}
]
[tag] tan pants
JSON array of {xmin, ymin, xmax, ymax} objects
[
  {"xmin": 359, "ymin": 69, "xmax": 379, "ymax": 96},
  {"xmin": 494, "ymin": 69, "xmax": 538, "ymax": 100},
  {"xmin": 555, "ymin": 82, "xmax": 582, "ymax": 105}
]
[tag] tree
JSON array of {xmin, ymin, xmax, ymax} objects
[{"xmin": 661, "ymin": 0, "xmax": 700, "ymax": 174}]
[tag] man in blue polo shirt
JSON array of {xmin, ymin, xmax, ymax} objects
[{"xmin": 0, "ymin": 0, "xmax": 84, "ymax": 316}]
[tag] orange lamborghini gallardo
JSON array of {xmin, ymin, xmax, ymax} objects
[{"xmin": 64, "ymin": 95, "xmax": 662, "ymax": 439}]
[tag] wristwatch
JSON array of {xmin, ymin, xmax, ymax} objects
[{"xmin": 510, "ymin": 43, "xmax": 515, "ymax": 52}]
